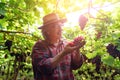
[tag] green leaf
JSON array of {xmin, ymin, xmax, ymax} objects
[
  {"xmin": 86, "ymin": 52, "xmax": 97, "ymax": 59},
  {"xmin": 0, "ymin": 24, "xmax": 2, "ymax": 29},
  {"xmin": 117, "ymin": 46, "xmax": 120, "ymax": 51},
  {"xmin": 101, "ymin": 55, "xmax": 115, "ymax": 66}
]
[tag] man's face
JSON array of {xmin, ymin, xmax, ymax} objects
[{"xmin": 42, "ymin": 22, "xmax": 63, "ymax": 44}]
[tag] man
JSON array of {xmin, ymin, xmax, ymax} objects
[{"xmin": 31, "ymin": 13, "xmax": 86, "ymax": 80}]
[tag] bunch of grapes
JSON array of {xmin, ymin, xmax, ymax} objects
[
  {"xmin": 79, "ymin": 15, "xmax": 88, "ymax": 30},
  {"xmin": 106, "ymin": 43, "xmax": 120, "ymax": 59},
  {"xmin": 4, "ymin": 40, "xmax": 12, "ymax": 51},
  {"xmin": 95, "ymin": 31, "xmax": 102, "ymax": 39},
  {"xmin": 0, "ymin": 14, "xmax": 4, "ymax": 19},
  {"xmin": 68, "ymin": 36, "xmax": 85, "ymax": 47},
  {"xmin": 73, "ymin": 36, "xmax": 84, "ymax": 45}
]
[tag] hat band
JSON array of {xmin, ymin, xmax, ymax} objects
[{"xmin": 43, "ymin": 19, "xmax": 60, "ymax": 26}]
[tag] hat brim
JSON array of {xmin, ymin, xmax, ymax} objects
[{"xmin": 38, "ymin": 18, "xmax": 67, "ymax": 29}]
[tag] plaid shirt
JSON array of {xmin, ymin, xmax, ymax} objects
[{"xmin": 32, "ymin": 40, "xmax": 83, "ymax": 80}]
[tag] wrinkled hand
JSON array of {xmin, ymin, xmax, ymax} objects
[
  {"xmin": 62, "ymin": 43, "xmax": 78, "ymax": 55},
  {"xmin": 62, "ymin": 40, "xmax": 86, "ymax": 56}
]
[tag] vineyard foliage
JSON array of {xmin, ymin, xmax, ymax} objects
[{"xmin": 0, "ymin": 0, "xmax": 120, "ymax": 80}]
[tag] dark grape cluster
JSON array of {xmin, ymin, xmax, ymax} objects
[
  {"xmin": 87, "ymin": 56, "xmax": 101, "ymax": 73},
  {"xmin": 0, "ymin": 14, "xmax": 4, "ymax": 19},
  {"xmin": 96, "ymin": 31, "xmax": 102, "ymax": 39},
  {"xmin": 106, "ymin": 43, "xmax": 120, "ymax": 59},
  {"xmin": 10, "ymin": 52, "xmax": 26, "ymax": 62},
  {"xmin": 4, "ymin": 40, "xmax": 12, "ymax": 51},
  {"xmin": 91, "ymin": 56, "xmax": 101, "ymax": 73}
]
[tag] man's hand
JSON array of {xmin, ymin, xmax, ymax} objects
[
  {"xmin": 62, "ymin": 36, "xmax": 86, "ymax": 56},
  {"xmin": 62, "ymin": 43, "xmax": 79, "ymax": 55}
]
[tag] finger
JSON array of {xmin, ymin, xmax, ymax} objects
[
  {"xmin": 76, "ymin": 41, "xmax": 86, "ymax": 48},
  {"xmin": 70, "ymin": 46, "xmax": 79, "ymax": 50}
]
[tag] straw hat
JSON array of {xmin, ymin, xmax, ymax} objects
[{"xmin": 38, "ymin": 13, "xmax": 67, "ymax": 29}]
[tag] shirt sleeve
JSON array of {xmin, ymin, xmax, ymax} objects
[
  {"xmin": 32, "ymin": 41, "xmax": 54, "ymax": 75},
  {"xmin": 71, "ymin": 51, "xmax": 84, "ymax": 70}
]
